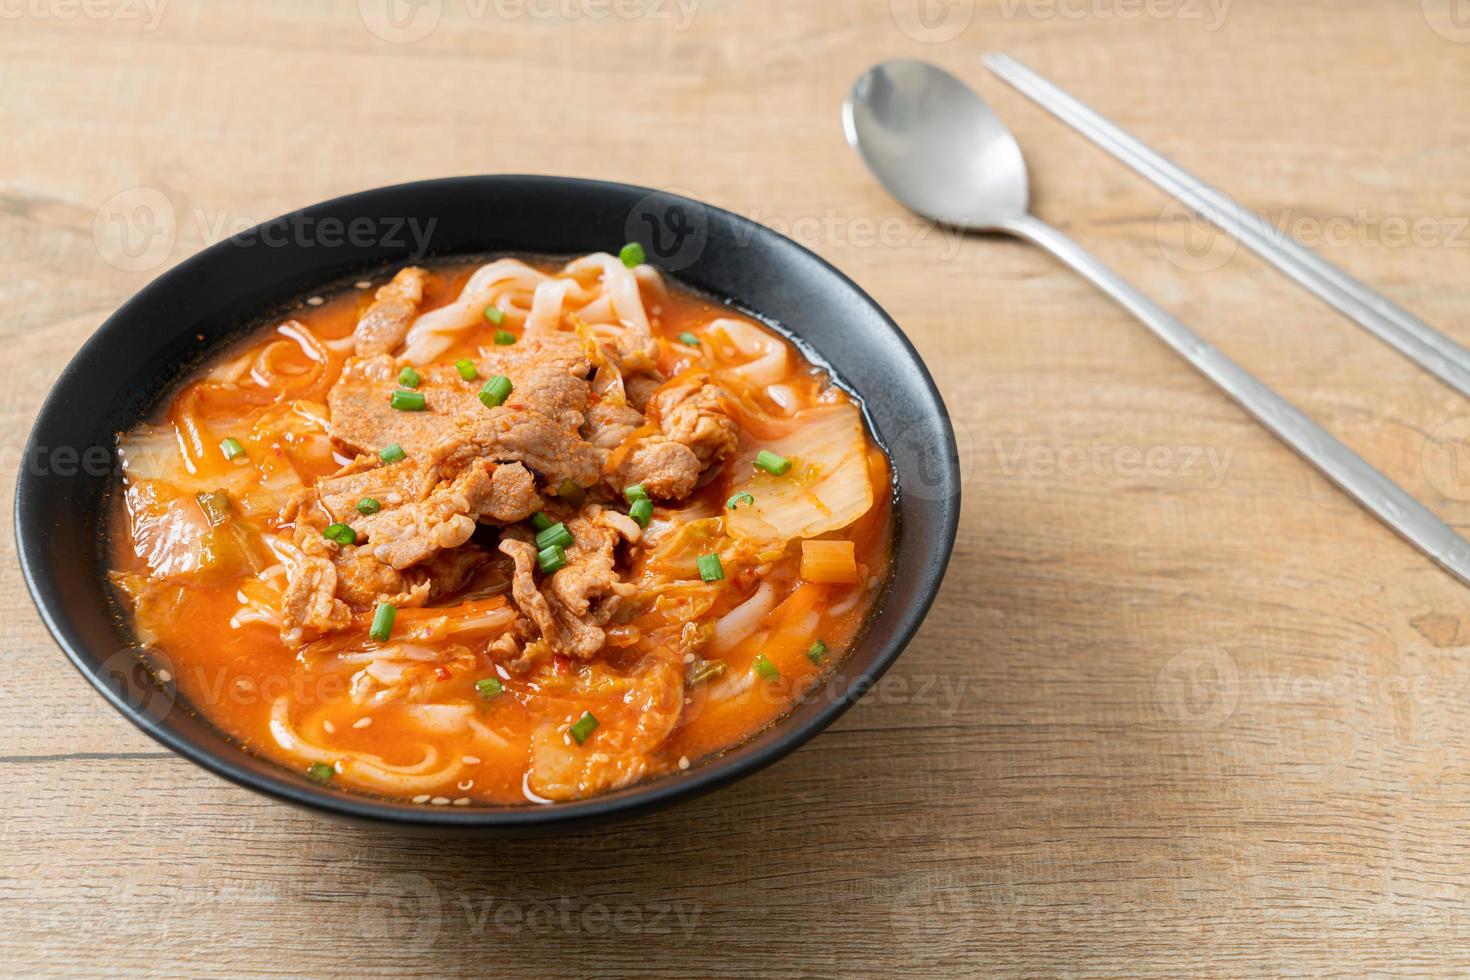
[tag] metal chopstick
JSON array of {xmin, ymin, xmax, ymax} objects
[{"xmin": 983, "ymin": 52, "xmax": 1470, "ymax": 400}]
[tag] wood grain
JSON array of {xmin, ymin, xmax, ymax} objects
[{"xmin": 4, "ymin": 1, "xmax": 1470, "ymax": 975}]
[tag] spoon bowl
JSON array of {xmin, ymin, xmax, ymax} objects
[{"xmin": 843, "ymin": 59, "xmax": 1029, "ymax": 230}]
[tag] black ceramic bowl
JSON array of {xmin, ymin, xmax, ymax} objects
[{"xmin": 16, "ymin": 176, "xmax": 959, "ymax": 835}]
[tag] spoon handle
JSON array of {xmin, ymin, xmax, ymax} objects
[
  {"xmin": 1004, "ymin": 211, "xmax": 1470, "ymax": 585},
  {"xmin": 985, "ymin": 53, "xmax": 1470, "ymax": 401}
]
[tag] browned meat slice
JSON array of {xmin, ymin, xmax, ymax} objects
[
  {"xmin": 623, "ymin": 371, "xmax": 664, "ymax": 412},
  {"xmin": 610, "ymin": 375, "xmax": 738, "ymax": 500},
  {"xmin": 496, "ymin": 513, "xmax": 637, "ymax": 659},
  {"xmin": 356, "ymin": 461, "xmax": 495, "ymax": 569},
  {"xmin": 355, "ymin": 267, "xmax": 428, "ymax": 357},
  {"xmin": 546, "ymin": 514, "xmax": 636, "ymax": 618},
  {"xmin": 407, "ymin": 543, "xmax": 494, "ymax": 601},
  {"xmin": 482, "ymin": 459, "xmax": 541, "ymax": 522},
  {"xmin": 281, "ymin": 457, "xmax": 533, "ymax": 631},
  {"xmin": 431, "ymin": 408, "xmax": 601, "ymax": 490},
  {"xmin": 327, "ymin": 335, "xmax": 593, "ymax": 458},
  {"xmin": 328, "ymin": 357, "xmax": 479, "ymax": 457},
  {"xmin": 650, "ymin": 375, "xmax": 739, "ymax": 466},
  {"xmin": 499, "ymin": 537, "xmax": 607, "ymax": 659},
  {"xmin": 498, "ymin": 335, "xmax": 594, "ymax": 429},
  {"xmin": 333, "ymin": 547, "xmax": 423, "ymax": 608},
  {"xmin": 615, "ymin": 439, "xmax": 701, "ymax": 500},
  {"xmin": 280, "ymin": 554, "xmax": 352, "ymax": 640}
]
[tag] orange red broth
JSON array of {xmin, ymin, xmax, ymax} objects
[{"xmin": 109, "ymin": 257, "xmax": 893, "ymax": 805}]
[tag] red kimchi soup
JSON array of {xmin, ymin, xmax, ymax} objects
[{"xmin": 109, "ymin": 252, "xmax": 894, "ymax": 805}]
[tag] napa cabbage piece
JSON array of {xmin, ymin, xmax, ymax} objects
[
  {"xmin": 124, "ymin": 482, "xmax": 267, "ymax": 584},
  {"xmin": 725, "ymin": 402, "xmax": 874, "ymax": 543}
]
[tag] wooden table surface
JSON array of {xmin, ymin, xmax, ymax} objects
[{"xmin": 5, "ymin": 1, "xmax": 1470, "ymax": 975}]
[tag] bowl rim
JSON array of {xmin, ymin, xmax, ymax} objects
[{"xmin": 16, "ymin": 174, "xmax": 960, "ymax": 830}]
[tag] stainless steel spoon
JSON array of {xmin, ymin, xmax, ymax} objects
[{"xmin": 843, "ymin": 59, "xmax": 1470, "ymax": 585}]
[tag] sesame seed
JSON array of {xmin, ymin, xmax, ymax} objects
[
  {"xmin": 430, "ymin": 796, "xmax": 450, "ymax": 805},
  {"xmin": 457, "ymin": 779, "xmax": 474, "ymax": 791},
  {"xmin": 386, "ymin": 492, "xmax": 403, "ymax": 504},
  {"xmin": 156, "ymin": 669, "xmax": 172, "ymax": 682},
  {"xmin": 322, "ymin": 719, "xmax": 336, "ymax": 734},
  {"xmin": 683, "ymin": 653, "xmax": 694, "ymax": 664},
  {"xmin": 453, "ymin": 797, "xmax": 470, "ymax": 806},
  {"xmin": 353, "ymin": 717, "xmax": 372, "ymax": 729},
  {"xmin": 461, "ymin": 755, "xmax": 481, "ymax": 765},
  {"xmin": 306, "ymin": 296, "xmax": 324, "ymax": 306},
  {"xmin": 678, "ymin": 756, "xmax": 690, "ymax": 770},
  {"xmin": 412, "ymin": 794, "xmax": 430, "ymax": 803},
  {"xmin": 355, "ymin": 280, "xmax": 372, "ymax": 289}
]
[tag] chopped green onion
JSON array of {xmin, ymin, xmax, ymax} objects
[
  {"xmin": 557, "ymin": 479, "xmax": 586, "ymax": 506},
  {"xmin": 628, "ymin": 497, "xmax": 653, "ymax": 528},
  {"xmin": 619, "ymin": 242, "xmax": 645, "ymax": 268},
  {"xmin": 455, "ymin": 358, "xmax": 479, "ymax": 381},
  {"xmin": 379, "ymin": 443, "xmax": 406, "ymax": 464},
  {"xmin": 696, "ymin": 553, "xmax": 724, "ymax": 582},
  {"xmin": 483, "ymin": 304, "xmax": 505, "ymax": 325},
  {"xmin": 624, "ymin": 483, "xmax": 648, "ymax": 503},
  {"xmin": 726, "ymin": 491, "xmax": 754, "ymax": 510},
  {"xmin": 476, "ymin": 676, "xmax": 504, "ymax": 700},
  {"xmin": 390, "ymin": 389, "xmax": 426, "ymax": 411},
  {"xmin": 754, "ymin": 450, "xmax": 791, "ymax": 475},
  {"xmin": 568, "ymin": 710, "xmax": 599, "ymax": 744},
  {"xmin": 687, "ymin": 659, "xmax": 727, "ymax": 686},
  {"xmin": 369, "ymin": 602, "xmax": 396, "ymax": 642},
  {"xmin": 219, "ymin": 437, "xmax": 245, "ymax": 461},
  {"xmin": 538, "ymin": 543, "xmax": 567, "ymax": 575},
  {"xmin": 536, "ymin": 522, "xmax": 573, "ymax": 551},
  {"xmin": 479, "ymin": 374, "xmax": 513, "ymax": 409},
  {"xmin": 356, "ymin": 497, "xmax": 382, "ymax": 516},
  {"xmin": 195, "ymin": 490, "xmax": 233, "ymax": 527},
  {"xmin": 677, "ymin": 331, "xmax": 700, "ymax": 347},
  {"xmin": 493, "ymin": 328, "xmax": 516, "ymax": 345},
  {"xmin": 323, "ymin": 523, "xmax": 356, "ymax": 545},
  {"xmin": 397, "ymin": 366, "xmax": 421, "ymax": 389},
  {"xmin": 306, "ymin": 763, "xmax": 334, "ymax": 784},
  {"xmin": 752, "ymin": 654, "xmax": 780, "ymax": 680},
  {"xmin": 806, "ymin": 639, "xmax": 828, "ymax": 665},
  {"xmin": 530, "ymin": 512, "xmax": 553, "ymax": 532}
]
